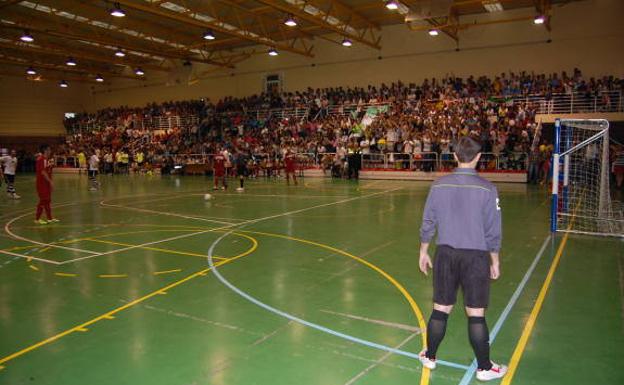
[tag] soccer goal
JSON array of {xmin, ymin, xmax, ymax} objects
[{"xmin": 551, "ymin": 119, "xmax": 624, "ymax": 237}]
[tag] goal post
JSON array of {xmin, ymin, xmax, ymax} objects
[{"xmin": 551, "ymin": 118, "xmax": 623, "ymax": 237}]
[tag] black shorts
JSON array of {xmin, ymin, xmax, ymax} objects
[
  {"xmin": 433, "ymin": 245, "xmax": 490, "ymax": 308},
  {"xmin": 237, "ymin": 165, "xmax": 247, "ymax": 177},
  {"xmin": 89, "ymin": 170, "xmax": 98, "ymax": 178},
  {"xmin": 5, "ymin": 174, "xmax": 15, "ymax": 184}
]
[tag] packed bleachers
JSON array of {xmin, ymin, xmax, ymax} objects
[{"xmin": 57, "ymin": 69, "xmax": 622, "ymax": 182}]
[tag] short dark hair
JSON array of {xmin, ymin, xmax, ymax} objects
[
  {"xmin": 455, "ymin": 136, "xmax": 482, "ymax": 163},
  {"xmin": 39, "ymin": 144, "xmax": 50, "ymax": 153}
]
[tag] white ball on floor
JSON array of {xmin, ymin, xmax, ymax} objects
[
  {"xmin": 236, "ymin": 187, "xmax": 244, "ymax": 192},
  {"xmin": 204, "ymin": 193, "xmax": 213, "ymax": 200}
]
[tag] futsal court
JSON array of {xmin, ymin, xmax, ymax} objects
[{"xmin": 0, "ymin": 174, "xmax": 621, "ymax": 385}]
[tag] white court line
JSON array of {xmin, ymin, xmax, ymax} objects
[
  {"xmin": 343, "ymin": 332, "xmax": 420, "ymax": 385},
  {"xmin": 59, "ymin": 188, "xmax": 402, "ymax": 265},
  {"xmin": 206, "ymin": 228, "xmax": 470, "ymax": 371},
  {"xmin": 4, "ymin": 203, "xmax": 101, "ymax": 256},
  {"xmin": 456, "ymin": 234, "xmax": 552, "ymax": 385},
  {"xmin": 211, "ymin": 193, "xmax": 352, "ymax": 199},
  {"xmin": 320, "ymin": 309, "xmax": 420, "ymax": 333},
  {"xmin": 99, "ymin": 201, "xmax": 237, "ymax": 226},
  {"xmin": 1, "ymin": 190, "xmax": 217, "ymax": 259},
  {"xmin": 0, "ymin": 249, "xmax": 61, "ymax": 265}
]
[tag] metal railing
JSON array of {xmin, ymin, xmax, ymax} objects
[
  {"xmin": 512, "ymin": 90, "xmax": 622, "ymax": 114},
  {"xmin": 54, "ymin": 156, "xmax": 79, "ymax": 168},
  {"xmin": 245, "ymin": 102, "xmax": 391, "ymax": 121},
  {"xmin": 69, "ymin": 114, "xmax": 200, "ymax": 132},
  {"xmin": 68, "ymin": 89, "xmax": 623, "ymax": 133},
  {"xmin": 293, "ymin": 152, "xmax": 528, "ymax": 172}
]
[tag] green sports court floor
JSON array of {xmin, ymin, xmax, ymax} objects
[{"xmin": 0, "ymin": 174, "xmax": 622, "ymax": 385}]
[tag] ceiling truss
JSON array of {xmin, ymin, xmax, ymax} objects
[{"xmin": 0, "ymin": 0, "xmax": 565, "ymax": 85}]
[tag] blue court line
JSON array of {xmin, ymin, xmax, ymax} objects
[
  {"xmin": 457, "ymin": 234, "xmax": 552, "ymax": 385},
  {"xmin": 207, "ymin": 229, "xmax": 471, "ymax": 371}
]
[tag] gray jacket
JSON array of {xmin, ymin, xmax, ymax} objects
[{"xmin": 420, "ymin": 168, "xmax": 502, "ymax": 252}]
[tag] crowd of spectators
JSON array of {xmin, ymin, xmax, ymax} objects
[{"xmin": 58, "ymin": 69, "xmax": 622, "ymax": 181}]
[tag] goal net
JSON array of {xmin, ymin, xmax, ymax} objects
[{"xmin": 551, "ymin": 119, "xmax": 623, "ymax": 237}]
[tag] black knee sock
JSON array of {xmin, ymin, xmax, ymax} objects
[
  {"xmin": 426, "ymin": 310, "xmax": 449, "ymax": 359},
  {"xmin": 468, "ymin": 316, "xmax": 492, "ymax": 370},
  {"xmin": 240, "ymin": 177, "xmax": 244, "ymax": 188}
]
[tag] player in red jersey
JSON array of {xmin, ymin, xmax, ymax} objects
[
  {"xmin": 213, "ymin": 149, "xmax": 227, "ymax": 190},
  {"xmin": 284, "ymin": 149, "xmax": 298, "ymax": 186},
  {"xmin": 35, "ymin": 145, "xmax": 58, "ymax": 224}
]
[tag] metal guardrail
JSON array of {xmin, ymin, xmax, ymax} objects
[
  {"xmin": 68, "ymin": 90, "xmax": 623, "ymax": 133},
  {"xmin": 70, "ymin": 114, "xmax": 200, "ymax": 132},
  {"xmin": 296, "ymin": 152, "xmax": 529, "ymax": 172},
  {"xmin": 512, "ymin": 90, "xmax": 622, "ymax": 114},
  {"xmin": 54, "ymin": 156, "xmax": 79, "ymax": 168},
  {"xmin": 229, "ymin": 102, "xmax": 392, "ymax": 121},
  {"xmin": 55, "ymin": 151, "xmax": 529, "ymax": 175}
]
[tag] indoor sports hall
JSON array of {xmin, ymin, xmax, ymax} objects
[{"xmin": 0, "ymin": 1, "xmax": 623, "ymax": 385}]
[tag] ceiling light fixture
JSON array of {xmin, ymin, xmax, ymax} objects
[
  {"xmin": 115, "ymin": 49, "xmax": 125, "ymax": 57},
  {"xmin": 534, "ymin": 15, "xmax": 545, "ymax": 24},
  {"xmin": 26, "ymin": 67, "xmax": 36, "ymax": 75},
  {"xmin": 135, "ymin": 67, "xmax": 145, "ymax": 76},
  {"xmin": 96, "ymin": 74, "xmax": 104, "ymax": 82},
  {"xmin": 385, "ymin": 1, "xmax": 399, "ymax": 10},
  {"xmin": 20, "ymin": 30, "xmax": 34, "ymax": 42},
  {"xmin": 203, "ymin": 30, "xmax": 215, "ymax": 40},
  {"xmin": 284, "ymin": 15, "xmax": 297, "ymax": 27},
  {"xmin": 110, "ymin": 2, "xmax": 125, "ymax": 17},
  {"xmin": 66, "ymin": 57, "xmax": 77, "ymax": 66},
  {"xmin": 268, "ymin": 48, "xmax": 278, "ymax": 56},
  {"xmin": 60, "ymin": 80, "xmax": 68, "ymax": 88},
  {"xmin": 341, "ymin": 38, "xmax": 353, "ymax": 47},
  {"xmin": 428, "ymin": 29, "xmax": 439, "ymax": 36}
]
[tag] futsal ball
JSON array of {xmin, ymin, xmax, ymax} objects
[{"xmin": 204, "ymin": 193, "xmax": 213, "ymax": 201}]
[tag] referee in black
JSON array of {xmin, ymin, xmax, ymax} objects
[{"xmin": 417, "ymin": 136, "xmax": 507, "ymax": 381}]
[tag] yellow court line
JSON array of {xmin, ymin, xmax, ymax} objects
[
  {"xmin": 238, "ymin": 230, "xmax": 431, "ymax": 385},
  {"xmin": 98, "ymin": 274, "xmax": 128, "ymax": 279},
  {"xmin": 153, "ymin": 269, "xmax": 182, "ymax": 276},
  {"xmin": 501, "ymin": 231, "xmax": 571, "ymax": 385},
  {"xmin": 501, "ymin": 196, "xmax": 582, "ymax": 385},
  {"xmin": 28, "ymin": 265, "xmax": 39, "ymax": 271},
  {"xmin": 54, "ymin": 273, "xmax": 77, "ymax": 278},
  {"xmin": 0, "ymin": 227, "xmax": 211, "ymax": 255},
  {"xmin": 0, "ymin": 232, "xmax": 258, "ymax": 368},
  {"xmin": 0, "ymin": 230, "xmax": 428, "ymax": 384},
  {"xmin": 83, "ymin": 238, "xmax": 228, "ymax": 260},
  {"xmin": 0, "ymin": 229, "xmax": 222, "ymax": 261}
]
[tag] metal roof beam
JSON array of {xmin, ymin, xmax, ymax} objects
[
  {"xmin": 114, "ymin": 0, "xmax": 314, "ymax": 57},
  {"xmin": 0, "ymin": 35, "xmax": 171, "ymax": 73},
  {"xmin": 0, "ymin": 18, "xmax": 234, "ymax": 68},
  {"xmin": 253, "ymin": 0, "xmax": 381, "ymax": 49},
  {"xmin": 0, "ymin": 54, "xmax": 141, "ymax": 80}
]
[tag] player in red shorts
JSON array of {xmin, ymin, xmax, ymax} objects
[
  {"xmin": 213, "ymin": 149, "xmax": 227, "ymax": 190},
  {"xmin": 35, "ymin": 145, "xmax": 58, "ymax": 224},
  {"xmin": 284, "ymin": 149, "xmax": 298, "ymax": 186}
]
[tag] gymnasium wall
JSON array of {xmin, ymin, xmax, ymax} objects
[
  {"xmin": 92, "ymin": 0, "xmax": 624, "ymax": 109},
  {"xmin": 0, "ymin": 76, "xmax": 93, "ymax": 139}
]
